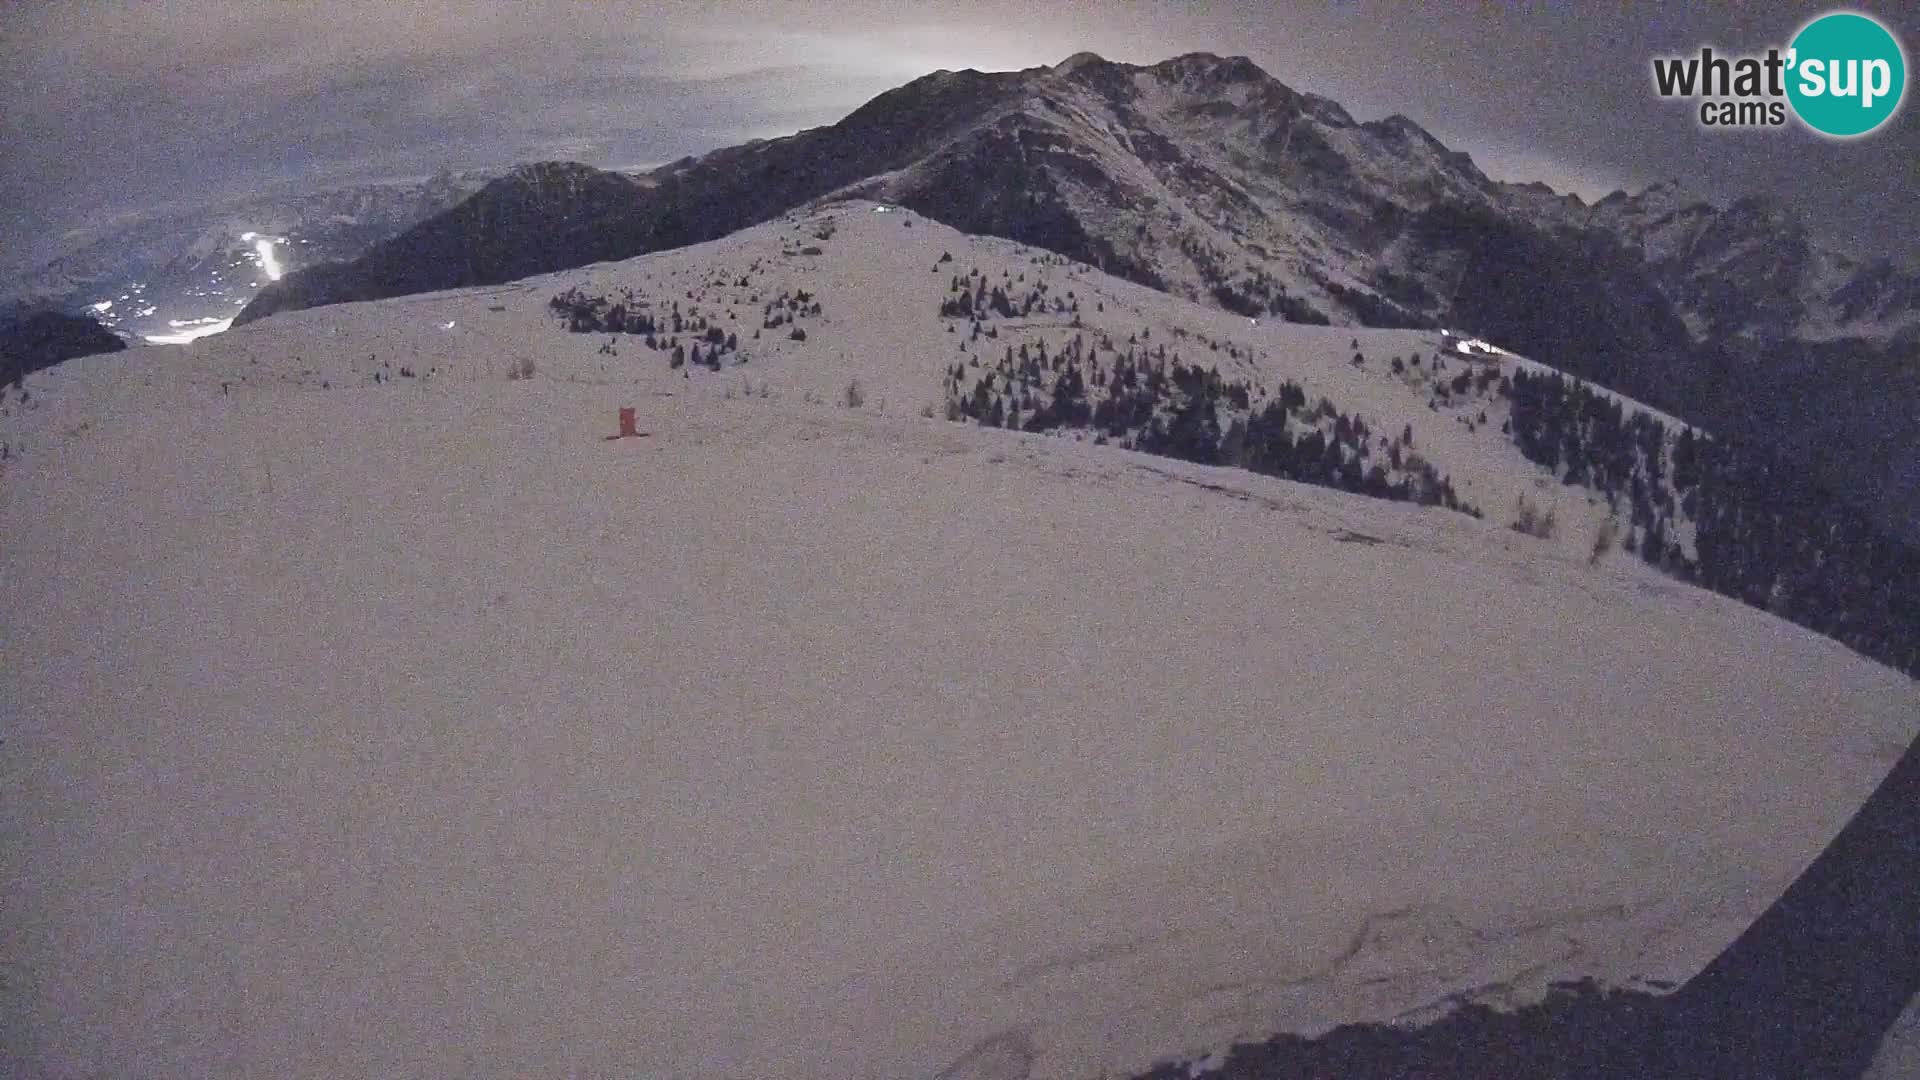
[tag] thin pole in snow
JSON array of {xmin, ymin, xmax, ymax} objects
[
  {"xmin": 1276, "ymin": 114, "xmax": 1301, "ymax": 159},
  {"xmin": 1445, "ymin": 256, "xmax": 1471, "ymax": 320}
]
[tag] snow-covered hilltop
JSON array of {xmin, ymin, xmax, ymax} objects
[{"xmin": 5, "ymin": 203, "xmax": 1916, "ymax": 1079}]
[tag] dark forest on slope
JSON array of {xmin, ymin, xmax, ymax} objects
[
  {"xmin": 1505, "ymin": 368, "xmax": 1920, "ymax": 678},
  {"xmin": 929, "ymin": 262, "xmax": 1920, "ymax": 680},
  {"xmin": 1413, "ymin": 201, "xmax": 1920, "ymax": 548}
]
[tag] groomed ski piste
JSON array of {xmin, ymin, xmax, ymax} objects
[{"xmin": 4, "ymin": 203, "xmax": 1916, "ymax": 1079}]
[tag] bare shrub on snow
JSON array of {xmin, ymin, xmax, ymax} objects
[
  {"xmin": 1590, "ymin": 517, "xmax": 1617, "ymax": 566},
  {"xmin": 1512, "ymin": 494, "xmax": 1557, "ymax": 540}
]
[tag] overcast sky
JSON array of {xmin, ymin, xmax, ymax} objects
[{"xmin": 3, "ymin": 0, "xmax": 1916, "ymax": 273}]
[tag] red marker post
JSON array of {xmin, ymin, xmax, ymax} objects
[{"xmin": 607, "ymin": 407, "xmax": 650, "ymax": 441}]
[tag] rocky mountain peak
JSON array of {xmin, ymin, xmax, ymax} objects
[
  {"xmin": 1052, "ymin": 50, "xmax": 1109, "ymax": 74},
  {"xmin": 505, "ymin": 160, "xmax": 610, "ymax": 183},
  {"xmin": 1365, "ymin": 113, "xmax": 1447, "ymax": 150},
  {"xmin": 1150, "ymin": 51, "xmax": 1273, "ymax": 87}
]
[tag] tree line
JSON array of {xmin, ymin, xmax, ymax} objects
[{"xmin": 1505, "ymin": 367, "xmax": 1920, "ymax": 677}]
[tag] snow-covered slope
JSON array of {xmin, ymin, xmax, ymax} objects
[
  {"xmin": 119, "ymin": 201, "xmax": 1681, "ymax": 566},
  {"xmin": 5, "ymin": 203, "xmax": 1916, "ymax": 1080}
]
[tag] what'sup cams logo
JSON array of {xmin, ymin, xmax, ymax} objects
[{"xmin": 1653, "ymin": 10, "xmax": 1907, "ymax": 137}]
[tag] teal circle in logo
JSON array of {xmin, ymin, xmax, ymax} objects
[{"xmin": 1786, "ymin": 11, "xmax": 1906, "ymax": 137}]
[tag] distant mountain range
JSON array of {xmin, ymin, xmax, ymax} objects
[
  {"xmin": 1, "ymin": 170, "xmax": 495, "ymax": 340},
  {"xmin": 219, "ymin": 53, "xmax": 1919, "ymax": 541},
  {"xmin": 237, "ymin": 53, "xmax": 1920, "ymax": 348}
]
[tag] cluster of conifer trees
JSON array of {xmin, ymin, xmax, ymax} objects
[
  {"xmin": 937, "ymin": 267, "xmax": 1081, "ymax": 321},
  {"xmin": 548, "ymin": 284, "xmax": 824, "ymax": 371},
  {"xmin": 942, "ymin": 329, "xmax": 1477, "ymax": 516}
]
